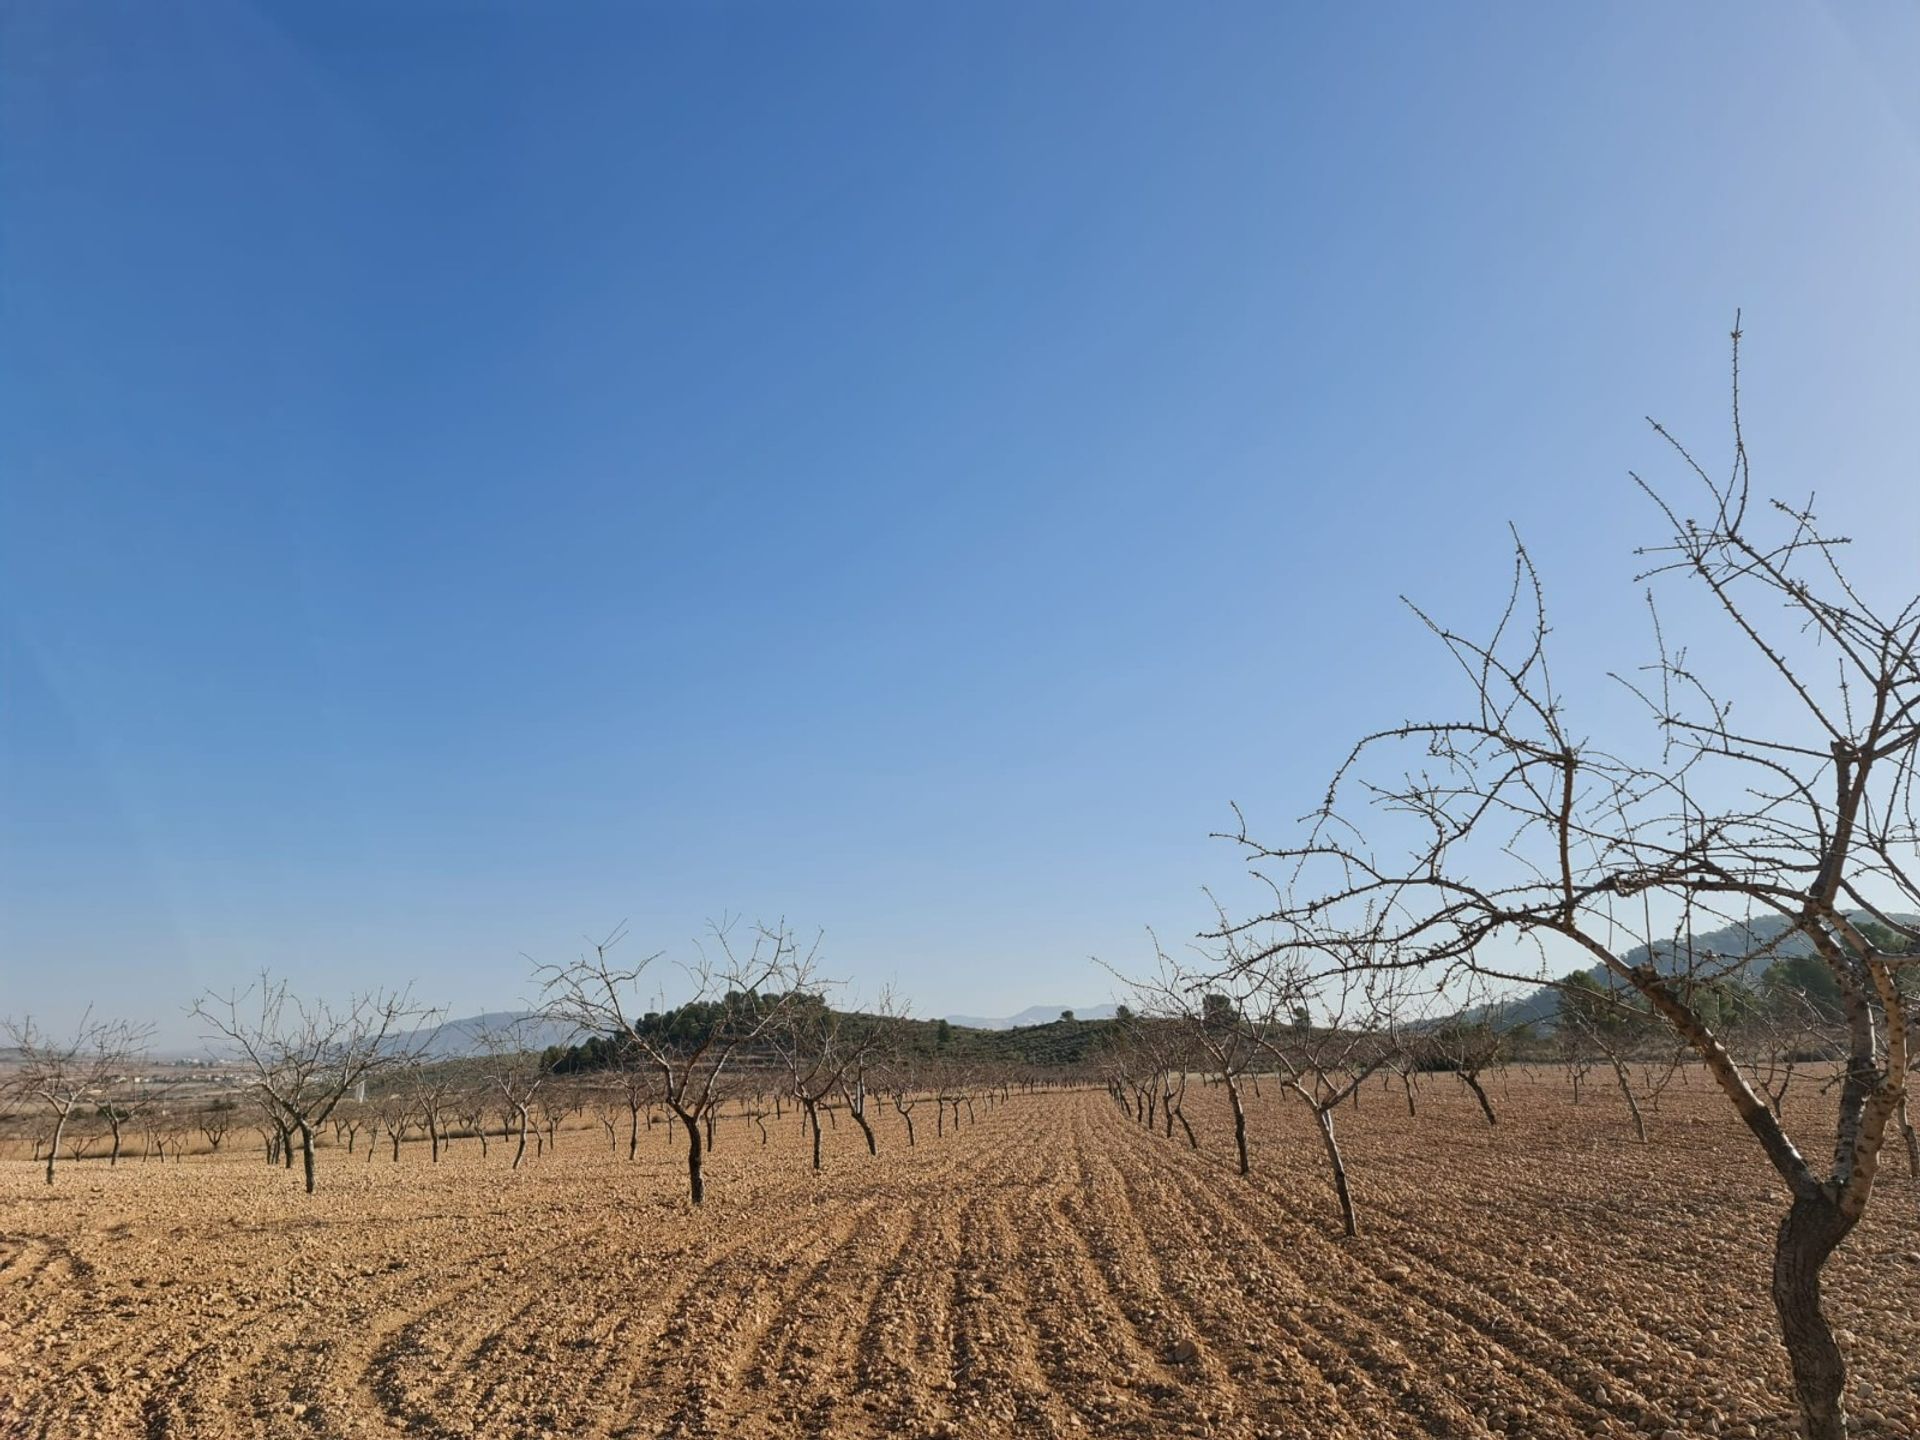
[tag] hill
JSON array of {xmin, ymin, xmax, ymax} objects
[
  {"xmin": 400, "ymin": 1010, "xmax": 577, "ymax": 1058},
  {"xmin": 1490, "ymin": 913, "xmax": 1919, "ymax": 1031}
]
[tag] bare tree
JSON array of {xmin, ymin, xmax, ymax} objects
[
  {"xmin": 1252, "ymin": 971, "xmax": 1399, "ymax": 1238},
  {"xmin": 331, "ymin": 1103, "xmax": 367, "ymax": 1156},
  {"xmin": 405, "ymin": 1059, "xmax": 461, "ymax": 1163},
  {"xmin": 769, "ymin": 985, "xmax": 893, "ymax": 1169},
  {"xmin": 1219, "ymin": 328, "xmax": 1920, "ymax": 1438},
  {"xmin": 591, "ymin": 1090, "xmax": 621, "ymax": 1152},
  {"xmin": 536, "ymin": 1085, "xmax": 577, "ymax": 1157},
  {"xmin": 473, "ymin": 1020, "xmax": 550, "ymax": 1170},
  {"xmin": 455, "ymin": 1089, "xmax": 491, "ymax": 1160},
  {"xmin": 838, "ymin": 1001, "xmax": 900, "ymax": 1158},
  {"xmin": 1426, "ymin": 1012, "xmax": 1504, "ymax": 1127},
  {"xmin": 1558, "ymin": 969, "xmax": 1690, "ymax": 1143},
  {"xmin": 931, "ymin": 1062, "xmax": 980, "ymax": 1137},
  {"xmin": 615, "ymin": 1061, "xmax": 654, "ymax": 1161},
  {"xmin": 1554, "ymin": 1023, "xmax": 1594, "ymax": 1106},
  {"xmin": 109, "ymin": 1074, "xmax": 178, "ymax": 1167},
  {"xmin": 375, "ymin": 1092, "xmax": 411, "ymax": 1162},
  {"xmin": 877, "ymin": 1057, "xmax": 923, "ymax": 1147},
  {"xmin": 191, "ymin": 973, "xmax": 433, "ymax": 1194},
  {"xmin": 1118, "ymin": 931, "xmax": 1279, "ymax": 1176},
  {"xmin": 537, "ymin": 919, "xmax": 802, "ymax": 1204},
  {"xmin": 2, "ymin": 1013, "xmax": 151, "ymax": 1185}
]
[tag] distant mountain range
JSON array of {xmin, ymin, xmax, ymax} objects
[{"xmin": 941, "ymin": 1004, "xmax": 1118, "ymax": 1031}]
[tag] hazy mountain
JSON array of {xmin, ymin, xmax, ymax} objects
[
  {"xmin": 942, "ymin": 1003, "xmax": 1119, "ymax": 1031},
  {"xmin": 398, "ymin": 1010, "xmax": 577, "ymax": 1057}
]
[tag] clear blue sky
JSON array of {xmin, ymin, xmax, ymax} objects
[{"xmin": 4, "ymin": 3, "xmax": 1918, "ymax": 1045}]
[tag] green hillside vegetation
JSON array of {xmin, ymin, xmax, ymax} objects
[
  {"xmin": 1491, "ymin": 915, "xmax": 1920, "ymax": 1033},
  {"xmin": 541, "ymin": 1000, "xmax": 1127, "ymax": 1075}
]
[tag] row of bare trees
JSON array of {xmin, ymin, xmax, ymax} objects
[
  {"xmin": 1, "ymin": 1013, "xmax": 155, "ymax": 1185},
  {"xmin": 2, "ymin": 919, "xmax": 1018, "ymax": 1205}
]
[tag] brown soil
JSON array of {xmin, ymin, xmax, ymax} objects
[{"xmin": 5, "ymin": 1075, "xmax": 1920, "ymax": 1439}]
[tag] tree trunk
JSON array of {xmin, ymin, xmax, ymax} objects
[
  {"xmin": 108, "ymin": 1114, "xmax": 123, "ymax": 1166},
  {"xmin": 1227, "ymin": 1077, "xmax": 1250, "ymax": 1177},
  {"xmin": 850, "ymin": 1104, "xmax": 876, "ymax": 1156},
  {"xmin": 45, "ymin": 1111, "xmax": 66, "ymax": 1185},
  {"xmin": 299, "ymin": 1121, "xmax": 318, "ymax": 1195},
  {"xmin": 628, "ymin": 1104, "xmax": 640, "ymax": 1161},
  {"xmin": 680, "ymin": 1109, "xmax": 704, "ymax": 1204},
  {"xmin": 1609, "ymin": 1057, "xmax": 1647, "ymax": 1143},
  {"xmin": 1459, "ymin": 1070, "xmax": 1498, "ymax": 1127},
  {"xmin": 807, "ymin": 1101, "xmax": 823, "ymax": 1170},
  {"xmin": 1314, "ymin": 1105, "xmax": 1359, "ymax": 1237},
  {"xmin": 512, "ymin": 1106, "xmax": 529, "ymax": 1170},
  {"xmin": 1773, "ymin": 1193, "xmax": 1856, "ymax": 1440}
]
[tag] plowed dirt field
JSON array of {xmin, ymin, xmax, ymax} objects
[{"xmin": 5, "ymin": 1076, "xmax": 1920, "ymax": 1439}]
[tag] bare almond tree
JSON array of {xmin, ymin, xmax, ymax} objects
[
  {"xmin": 473, "ymin": 1019, "xmax": 551, "ymax": 1170},
  {"xmin": 592, "ymin": 1091, "xmax": 621, "ymax": 1152},
  {"xmin": 537, "ymin": 919, "xmax": 803, "ymax": 1204},
  {"xmin": 2, "ymin": 1013, "xmax": 151, "ymax": 1186},
  {"xmin": 375, "ymin": 1092, "xmax": 411, "ymax": 1162},
  {"xmin": 332, "ymin": 1103, "xmax": 368, "ymax": 1156},
  {"xmin": 1251, "ymin": 971, "xmax": 1399, "ymax": 1238},
  {"xmin": 1558, "ymin": 970, "xmax": 1690, "ymax": 1143},
  {"xmin": 1119, "ymin": 937, "xmax": 1271, "ymax": 1175},
  {"xmin": 837, "ymin": 1000, "xmax": 901, "ymax": 1158},
  {"xmin": 107, "ymin": 1073, "xmax": 177, "ymax": 1168},
  {"xmin": 877, "ymin": 1057, "xmax": 923, "ymax": 1147},
  {"xmin": 405, "ymin": 1058, "xmax": 461, "ymax": 1164},
  {"xmin": 455, "ymin": 1089, "xmax": 491, "ymax": 1160},
  {"xmin": 615, "ymin": 1061, "xmax": 654, "ymax": 1161},
  {"xmin": 1424, "ymin": 1009, "xmax": 1504, "ymax": 1127},
  {"xmin": 191, "ymin": 973, "xmax": 433, "ymax": 1194},
  {"xmin": 1220, "ymin": 328, "xmax": 1920, "ymax": 1438},
  {"xmin": 535, "ymin": 1086, "xmax": 577, "ymax": 1157},
  {"xmin": 769, "ymin": 985, "xmax": 894, "ymax": 1169}
]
